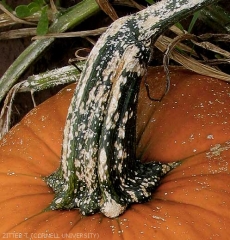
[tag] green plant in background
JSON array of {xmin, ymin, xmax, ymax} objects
[
  {"xmin": 145, "ymin": 0, "xmax": 155, "ymax": 5},
  {"xmin": 0, "ymin": 0, "xmax": 11, "ymax": 11},
  {"xmin": 15, "ymin": 0, "xmax": 47, "ymax": 18},
  {"xmin": 0, "ymin": 0, "xmax": 100, "ymax": 103},
  {"xmin": 15, "ymin": 0, "xmax": 50, "ymax": 35}
]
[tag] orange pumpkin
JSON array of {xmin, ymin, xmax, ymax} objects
[{"xmin": 1, "ymin": 66, "xmax": 230, "ymax": 239}]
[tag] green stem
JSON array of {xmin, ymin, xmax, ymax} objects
[
  {"xmin": 46, "ymin": 0, "xmax": 219, "ymax": 218},
  {"xmin": 21, "ymin": 63, "xmax": 84, "ymax": 92},
  {"xmin": 200, "ymin": 4, "xmax": 230, "ymax": 33},
  {"xmin": 0, "ymin": 0, "xmax": 100, "ymax": 103},
  {"xmin": 0, "ymin": 63, "xmax": 84, "ymax": 139}
]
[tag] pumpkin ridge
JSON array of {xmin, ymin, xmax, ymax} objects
[
  {"xmin": 149, "ymin": 196, "xmax": 225, "ymax": 219},
  {"xmin": 135, "ymin": 197, "xmax": 227, "ymax": 239},
  {"xmin": 39, "ymin": 209, "xmax": 83, "ymax": 232},
  {"xmin": 12, "ymin": 210, "xmax": 82, "ymax": 236},
  {"xmin": 0, "ymin": 174, "xmax": 51, "ymax": 205},
  {"xmin": 65, "ymin": 217, "xmax": 84, "ymax": 236},
  {"xmin": 0, "ymin": 192, "xmax": 52, "ymax": 206},
  {"xmin": 0, "ymin": 157, "xmax": 57, "ymax": 179},
  {"xmin": 139, "ymin": 134, "xmax": 230, "ymax": 164},
  {"xmin": 0, "ymin": 171, "xmax": 45, "ymax": 178},
  {"xmin": 162, "ymin": 149, "xmax": 214, "ymax": 171},
  {"xmin": 0, "ymin": 157, "xmax": 35, "ymax": 174},
  {"xmin": 0, "ymin": 195, "xmax": 54, "ymax": 233},
  {"xmin": 115, "ymin": 218, "xmax": 126, "ymax": 240},
  {"xmin": 0, "ymin": 124, "xmax": 61, "ymax": 176},
  {"xmin": 167, "ymin": 140, "xmax": 230, "ymax": 176},
  {"xmin": 20, "ymin": 123, "xmax": 61, "ymax": 160},
  {"xmin": 4, "ymin": 211, "xmax": 47, "ymax": 233}
]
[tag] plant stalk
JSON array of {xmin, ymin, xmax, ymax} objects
[
  {"xmin": 46, "ymin": 0, "xmax": 219, "ymax": 218},
  {"xmin": 0, "ymin": 0, "xmax": 100, "ymax": 103},
  {"xmin": 200, "ymin": 4, "xmax": 230, "ymax": 33}
]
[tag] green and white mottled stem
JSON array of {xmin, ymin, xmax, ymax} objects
[
  {"xmin": 46, "ymin": 0, "xmax": 219, "ymax": 218},
  {"xmin": 0, "ymin": 63, "xmax": 84, "ymax": 139}
]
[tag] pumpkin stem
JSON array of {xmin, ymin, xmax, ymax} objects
[{"xmin": 46, "ymin": 0, "xmax": 218, "ymax": 218}]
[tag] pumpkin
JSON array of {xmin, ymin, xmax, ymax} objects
[{"xmin": 0, "ymin": 66, "xmax": 230, "ymax": 239}]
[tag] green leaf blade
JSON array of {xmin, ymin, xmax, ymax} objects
[
  {"xmin": 15, "ymin": 5, "xmax": 31, "ymax": 18},
  {"xmin": 36, "ymin": 7, "xmax": 49, "ymax": 35}
]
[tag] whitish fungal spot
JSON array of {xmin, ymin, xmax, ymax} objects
[
  {"xmin": 55, "ymin": 198, "xmax": 63, "ymax": 204},
  {"xmin": 118, "ymin": 127, "xmax": 125, "ymax": 139},
  {"xmin": 207, "ymin": 134, "xmax": 214, "ymax": 140},
  {"xmin": 100, "ymin": 191, "xmax": 127, "ymax": 218},
  {"xmin": 98, "ymin": 148, "xmax": 108, "ymax": 181},
  {"xmin": 206, "ymin": 142, "xmax": 230, "ymax": 158},
  {"xmin": 152, "ymin": 215, "xmax": 166, "ymax": 222}
]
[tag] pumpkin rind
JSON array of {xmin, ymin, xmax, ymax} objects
[{"xmin": 0, "ymin": 66, "xmax": 230, "ymax": 239}]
